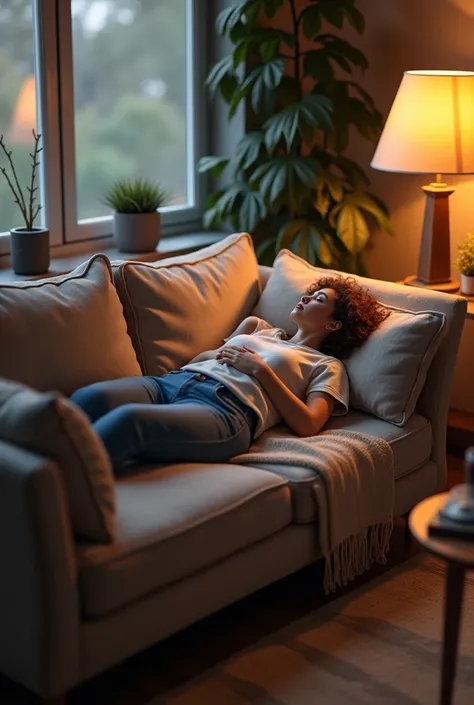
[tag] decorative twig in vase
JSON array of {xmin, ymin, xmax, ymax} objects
[{"xmin": 0, "ymin": 128, "xmax": 50, "ymax": 275}]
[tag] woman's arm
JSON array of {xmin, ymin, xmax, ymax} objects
[
  {"xmin": 186, "ymin": 316, "xmax": 261, "ymax": 364},
  {"xmin": 216, "ymin": 345, "xmax": 336, "ymax": 436},
  {"xmin": 257, "ymin": 365, "xmax": 335, "ymax": 437}
]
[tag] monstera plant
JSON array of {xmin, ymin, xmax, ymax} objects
[{"xmin": 198, "ymin": 0, "xmax": 392, "ymax": 273}]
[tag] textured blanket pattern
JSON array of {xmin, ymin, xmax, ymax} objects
[{"xmin": 230, "ymin": 428, "xmax": 394, "ymax": 592}]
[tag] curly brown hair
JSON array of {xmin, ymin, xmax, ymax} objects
[{"xmin": 307, "ymin": 275, "xmax": 389, "ymax": 360}]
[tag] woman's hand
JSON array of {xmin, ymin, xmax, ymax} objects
[{"xmin": 216, "ymin": 345, "xmax": 268, "ymax": 379}]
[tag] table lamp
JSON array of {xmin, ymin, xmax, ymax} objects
[{"xmin": 371, "ymin": 70, "xmax": 474, "ymax": 293}]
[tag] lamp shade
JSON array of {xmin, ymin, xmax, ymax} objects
[{"xmin": 371, "ymin": 70, "xmax": 474, "ymax": 175}]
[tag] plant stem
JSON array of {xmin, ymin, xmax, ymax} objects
[
  {"xmin": 0, "ymin": 134, "xmax": 28, "ymax": 225},
  {"xmin": 0, "ymin": 166, "xmax": 28, "ymax": 224},
  {"xmin": 27, "ymin": 129, "xmax": 42, "ymax": 230}
]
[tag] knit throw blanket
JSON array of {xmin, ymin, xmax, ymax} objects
[{"xmin": 230, "ymin": 428, "xmax": 394, "ymax": 593}]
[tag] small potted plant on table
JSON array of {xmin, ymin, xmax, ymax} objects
[
  {"xmin": 457, "ymin": 233, "xmax": 474, "ymax": 296},
  {"xmin": 103, "ymin": 178, "xmax": 169, "ymax": 253},
  {"xmin": 0, "ymin": 129, "xmax": 49, "ymax": 275}
]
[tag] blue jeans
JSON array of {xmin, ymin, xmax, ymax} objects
[{"xmin": 70, "ymin": 370, "xmax": 258, "ymax": 471}]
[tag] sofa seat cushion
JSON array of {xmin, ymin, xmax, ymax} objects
[
  {"xmin": 248, "ymin": 411, "xmax": 432, "ymax": 523},
  {"xmin": 77, "ymin": 463, "xmax": 290, "ymax": 618}
]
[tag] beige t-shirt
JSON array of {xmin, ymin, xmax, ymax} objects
[{"xmin": 182, "ymin": 319, "xmax": 349, "ymax": 437}]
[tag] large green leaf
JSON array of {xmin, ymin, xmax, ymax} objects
[
  {"xmin": 333, "ymin": 155, "xmax": 371, "ymax": 189},
  {"xmin": 263, "ymin": 104, "xmax": 301, "ymax": 152},
  {"xmin": 318, "ymin": 34, "xmax": 369, "ymax": 70},
  {"xmin": 342, "ymin": 98, "xmax": 382, "ymax": 141},
  {"xmin": 238, "ymin": 189, "xmax": 267, "ymax": 232},
  {"xmin": 197, "ymin": 156, "xmax": 230, "ymax": 177},
  {"xmin": 241, "ymin": 58, "xmax": 285, "ymax": 115},
  {"xmin": 263, "ymin": 94, "xmax": 333, "ymax": 152},
  {"xmin": 303, "ymin": 51, "xmax": 334, "ymax": 84},
  {"xmin": 318, "ymin": 1, "xmax": 345, "ymax": 29},
  {"xmin": 263, "ymin": 0, "xmax": 285, "ymax": 19},
  {"xmin": 216, "ymin": 2, "xmax": 257, "ymax": 36},
  {"xmin": 347, "ymin": 80, "xmax": 378, "ymax": 111},
  {"xmin": 235, "ymin": 131, "xmax": 265, "ymax": 170},
  {"xmin": 251, "ymin": 156, "xmax": 319, "ymax": 202},
  {"xmin": 302, "ymin": 6, "xmax": 322, "ymax": 39},
  {"xmin": 343, "ymin": 192, "xmax": 394, "ymax": 234},
  {"xmin": 213, "ymin": 182, "xmax": 246, "ymax": 218},
  {"xmin": 233, "ymin": 40, "xmax": 251, "ymax": 69},
  {"xmin": 343, "ymin": 6, "xmax": 365, "ymax": 34},
  {"xmin": 206, "ymin": 55, "xmax": 235, "ymax": 96},
  {"xmin": 335, "ymin": 202, "xmax": 370, "ymax": 253},
  {"xmin": 259, "ymin": 38, "xmax": 281, "ymax": 62},
  {"xmin": 277, "ymin": 219, "xmax": 334, "ymax": 267}
]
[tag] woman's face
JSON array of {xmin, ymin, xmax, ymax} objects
[{"xmin": 289, "ymin": 287, "xmax": 341, "ymax": 333}]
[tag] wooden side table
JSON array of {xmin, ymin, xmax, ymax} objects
[{"xmin": 409, "ymin": 493, "xmax": 474, "ymax": 705}]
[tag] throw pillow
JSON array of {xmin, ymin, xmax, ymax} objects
[
  {"xmin": 345, "ymin": 306, "xmax": 445, "ymax": 425},
  {"xmin": 113, "ymin": 232, "xmax": 261, "ymax": 375},
  {"xmin": 254, "ymin": 249, "xmax": 446, "ymax": 425},
  {"xmin": 0, "ymin": 254, "xmax": 142, "ymax": 395},
  {"xmin": 0, "ymin": 377, "xmax": 115, "ymax": 543}
]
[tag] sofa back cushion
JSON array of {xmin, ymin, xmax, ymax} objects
[
  {"xmin": 254, "ymin": 249, "xmax": 446, "ymax": 426},
  {"xmin": 113, "ymin": 233, "xmax": 261, "ymax": 375},
  {"xmin": 0, "ymin": 254, "xmax": 142, "ymax": 395},
  {"xmin": 0, "ymin": 377, "xmax": 115, "ymax": 543}
]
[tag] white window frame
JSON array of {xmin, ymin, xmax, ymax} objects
[
  {"xmin": 58, "ymin": 0, "xmax": 207, "ymax": 244},
  {"xmin": 0, "ymin": 0, "xmax": 64, "ymax": 256},
  {"xmin": 0, "ymin": 0, "xmax": 208, "ymax": 257}
]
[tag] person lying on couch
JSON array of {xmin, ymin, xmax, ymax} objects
[{"xmin": 71, "ymin": 276, "xmax": 387, "ymax": 470}]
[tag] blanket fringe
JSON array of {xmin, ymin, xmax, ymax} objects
[{"xmin": 323, "ymin": 521, "xmax": 393, "ymax": 594}]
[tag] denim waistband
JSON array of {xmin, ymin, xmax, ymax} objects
[{"xmin": 174, "ymin": 370, "xmax": 259, "ymax": 434}]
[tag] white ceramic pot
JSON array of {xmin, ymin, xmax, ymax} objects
[
  {"xmin": 461, "ymin": 273, "xmax": 474, "ymax": 296},
  {"xmin": 113, "ymin": 211, "xmax": 161, "ymax": 253}
]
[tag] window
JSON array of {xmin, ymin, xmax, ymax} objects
[{"xmin": 0, "ymin": 0, "xmax": 206, "ymax": 253}]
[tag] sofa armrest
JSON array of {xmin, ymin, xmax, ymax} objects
[{"xmin": 0, "ymin": 440, "xmax": 80, "ymax": 698}]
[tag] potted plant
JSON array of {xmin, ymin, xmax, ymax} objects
[
  {"xmin": 198, "ymin": 0, "xmax": 392, "ymax": 274},
  {"xmin": 103, "ymin": 178, "xmax": 169, "ymax": 253},
  {"xmin": 457, "ymin": 232, "xmax": 474, "ymax": 295},
  {"xmin": 0, "ymin": 129, "xmax": 49, "ymax": 275}
]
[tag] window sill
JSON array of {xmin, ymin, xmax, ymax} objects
[{"xmin": 0, "ymin": 231, "xmax": 225, "ymax": 283}]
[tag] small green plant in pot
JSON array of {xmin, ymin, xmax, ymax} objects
[
  {"xmin": 457, "ymin": 232, "xmax": 474, "ymax": 296},
  {"xmin": 103, "ymin": 178, "xmax": 170, "ymax": 253},
  {"xmin": 0, "ymin": 129, "xmax": 49, "ymax": 275}
]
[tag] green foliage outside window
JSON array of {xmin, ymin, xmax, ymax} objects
[{"xmin": 199, "ymin": 0, "xmax": 393, "ymax": 274}]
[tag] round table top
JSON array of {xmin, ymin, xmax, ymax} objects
[{"xmin": 409, "ymin": 493, "xmax": 474, "ymax": 567}]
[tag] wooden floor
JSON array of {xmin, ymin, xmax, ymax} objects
[{"xmin": 0, "ymin": 455, "xmax": 466, "ymax": 705}]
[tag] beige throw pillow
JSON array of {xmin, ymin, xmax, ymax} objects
[
  {"xmin": 0, "ymin": 254, "xmax": 142, "ymax": 395},
  {"xmin": 345, "ymin": 306, "xmax": 445, "ymax": 425},
  {"xmin": 254, "ymin": 249, "xmax": 446, "ymax": 425},
  {"xmin": 0, "ymin": 378, "xmax": 115, "ymax": 543},
  {"xmin": 113, "ymin": 233, "xmax": 261, "ymax": 375}
]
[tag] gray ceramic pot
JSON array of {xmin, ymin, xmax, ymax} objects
[
  {"xmin": 113, "ymin": 211, "xmax": 161, "ymax": 253},
  {"xmin": 10, "ymin": 227, "xmax": 50, "ymax": 275}
]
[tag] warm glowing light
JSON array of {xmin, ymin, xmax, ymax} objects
[
  {"xmin": 449, "ymin": 0, "xmax": 474, "ymax": 18},
  {"xmin": 9, "ymin": 75, "xmax": 37, "ymax": 144},
  {"xmin": 371, "ymin": 71, "xmax": 474, "ymax": 175}
]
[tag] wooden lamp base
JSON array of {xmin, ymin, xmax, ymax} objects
[
  {"xmin": 404, "ymin": 275, "xmax": 460, "ymax": 293},
  {"xmin": 405, "ymin": 178, "xmax": 459, "ymax": 294}
]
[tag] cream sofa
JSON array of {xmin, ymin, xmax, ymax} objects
[{"xmin": 0, "ymin": 234, "xmax": 466, "ymax": 702}]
